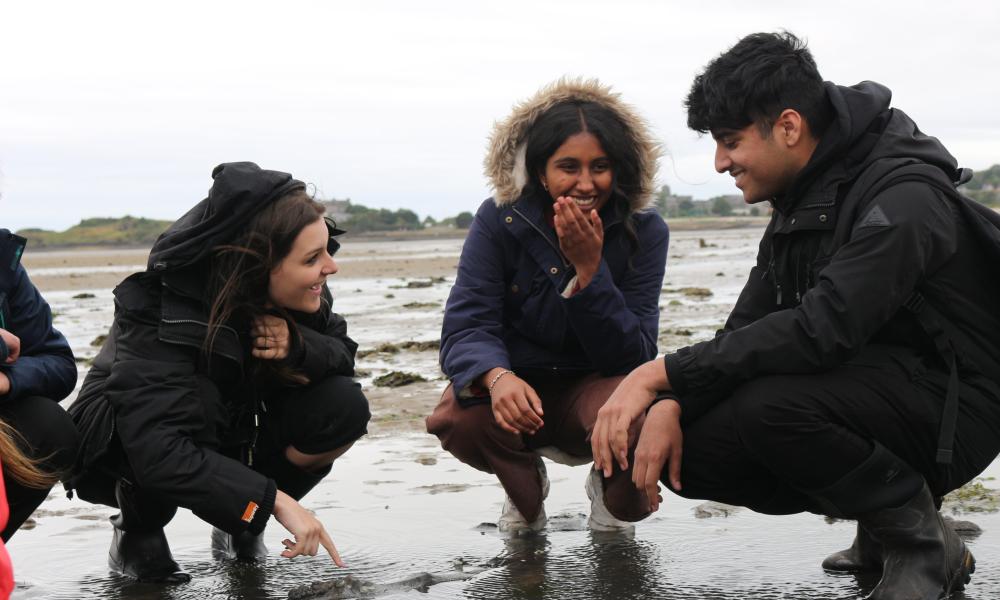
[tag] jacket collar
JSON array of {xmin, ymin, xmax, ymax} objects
[{"xmin": 158, "ymin": 267, "xmax": 244, "ymax": 367}]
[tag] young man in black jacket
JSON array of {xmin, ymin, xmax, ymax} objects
[{"xmin": 592, "ymin": 32, "xmax": 1000, "ymax": 599}]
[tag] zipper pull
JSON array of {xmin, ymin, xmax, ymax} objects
[{"xmin": 776, "ymin": 283, "xmax": 783, "ymax": 306}]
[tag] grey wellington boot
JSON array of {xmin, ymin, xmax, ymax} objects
[{"xmin": 862, "ymin": 484, "xmax": 974, "ymax": 600}]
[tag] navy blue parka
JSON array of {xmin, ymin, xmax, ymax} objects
[
  {"xmin": 0, "ymin": 232, "xmax": 77, "ymax": 402},
  {"xmin": 441, "ymin": 79, "xmax": 669, "ymax": 402}
]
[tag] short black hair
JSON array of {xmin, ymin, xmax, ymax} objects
[{"xmin": 685, "ymin": 31, "xmax": 832, "ymax": 137}]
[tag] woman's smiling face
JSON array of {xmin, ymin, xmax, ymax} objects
[
  {"xmin": 539, "ymin": 131, "xmax": 613, "ymax": 213},
  {"xmin": 267, "ymin": 217, "xmax": 338, "ymax": 313}
]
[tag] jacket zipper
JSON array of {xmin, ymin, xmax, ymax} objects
[
  {"xmin": 159, "ymin": 318, "xmax": 243, "ymax": 364},
  {"xmin": 511, "ymin": 206, "xmax": 570, "ymax": 268}
]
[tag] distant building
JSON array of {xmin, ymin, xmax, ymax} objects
[{"xmin": 318, "ymin": 198, "xmax": 352, "ymax": 223}]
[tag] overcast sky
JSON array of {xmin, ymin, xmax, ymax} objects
[{"xmin": 2, "ymin": 0, "xmax": 998, "ymax": 231}]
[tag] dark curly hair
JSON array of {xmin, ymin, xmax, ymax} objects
[{"xmin": 685, "ymin": 31, "xmax": 833, "ymax": 138}]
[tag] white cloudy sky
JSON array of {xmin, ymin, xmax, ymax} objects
[{"xmin": 2, "ymin": 0, "xmax": 998, "ymax": 231}]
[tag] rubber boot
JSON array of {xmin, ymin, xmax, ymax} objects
[
  {"xmin": 211, "ymin": 527, "xmax": 268, "ymax": 561},
  {"xmin": 862, "ymin": 483, "xmax": 975, "ymax": 600},
  {"xmin": 822, "ymin": 521, "xmax": 883, "ymax": 573},
  {"xmin": 108, "ymin": 479, "xmax": 190, "ymax": 583}
]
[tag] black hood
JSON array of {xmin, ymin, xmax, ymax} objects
[
  {"xmin": 784, "ymin": 81, "xmax": 959, "ymax": 208},
  {"xmin": 147, "ymin": 162, "xmax": 305, "ymax": 271}
]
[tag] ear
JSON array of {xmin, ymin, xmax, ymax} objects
[
  {"xmin": 538, "ymin": 173, "xmax": 548, "ymax": 191},
  {"xmin": 774, "ymin": 109, "xmax": 805, "ymax": 147}
]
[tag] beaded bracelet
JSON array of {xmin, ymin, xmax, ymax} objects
[{"xmin": 487, "ymin": 369, "xmax": 514, "ymax": 394}]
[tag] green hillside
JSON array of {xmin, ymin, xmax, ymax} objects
[{"xmin": 18, "ymin": 216, "xmax": 173, "ymax": 248}]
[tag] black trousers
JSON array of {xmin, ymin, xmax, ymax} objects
[
  {"xmin": 0, "ymin": 395, "xmax": 80, "ymax": 541},
  {"xmin": 668, "ymin": 347, "xmax": 1000, "ymax": 516},
  {"xmin": 76, "ymin": 374, "xmax": 369, "ymax": 527}
]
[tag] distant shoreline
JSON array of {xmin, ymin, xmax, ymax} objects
[{"xmin": 24, "ymin": 216, "xmax": 770, "ymax": 252}]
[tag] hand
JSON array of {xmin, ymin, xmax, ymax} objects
[
  {"xmin": 0, "ymin": 372, "xmax": 9, "ymax": 396},
  {"xmin": 482, "ymin": 368, "xmax": 544, "ymax": 435},
  {"xmin": 272, "ymin": 490, "xmax": 344, "ymax": 566},
  {"xmin": 632, "ymin": 400, "xmax": 683, "ymax": 512},
  {"xmin": 591, "ymin": 358, "xmax": 670, "ymax": 478},
  {"xmin": 553, "ymin": 197, "xmax": 603, "ymax": 288},
  {"xmin": 251, "ymin": 315, "xmax": 290, "ymax": 360},
  {"xmin": 0, "ymin": 329, "xmax": 20, "ymax": 364}
]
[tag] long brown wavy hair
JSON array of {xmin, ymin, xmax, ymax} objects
[
  {"xmin": 0, "ymin": 419, "xmax": 56, "ymax": 489},
  {"xmin": 203, "ymin": 190, "xmax": 327, "ymax": 384}
]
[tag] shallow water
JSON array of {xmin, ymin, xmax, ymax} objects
[
  {"xmin": 12, "ymin": 229, "xmax": 1000, "ymax": 598},
  {"xmin": 10, "ymin": 435, "xmax": 1000, "ymax": 599}
]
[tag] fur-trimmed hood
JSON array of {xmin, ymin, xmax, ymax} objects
[{"xmin": 484, "ymin": 78, "xmax": 661, "ymax": 213}]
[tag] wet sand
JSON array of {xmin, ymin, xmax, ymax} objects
[{"xmin": 10, "ymin": 228, "xmax": 1000, "ymax": 599}]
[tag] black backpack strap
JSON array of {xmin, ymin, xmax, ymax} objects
[{"xmin": 902, "ymin": 292, "xmax": 959, "ymax": 464}]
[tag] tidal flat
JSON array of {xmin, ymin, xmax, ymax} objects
[{"xmin": 11, "ymin": 228, "xmax": 1000, "ymax": 599}]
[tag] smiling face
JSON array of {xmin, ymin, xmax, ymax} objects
[
  {"xmin": 267, "ymin": 217, "xmax": 338, "ymax": 313},
  {"xmin": 712, "ymin": 110, "xmax": 817, "ymax": 205},
  {"xmin": 539, "ymin": 132, "xmax": 613, "ymax": 212}
]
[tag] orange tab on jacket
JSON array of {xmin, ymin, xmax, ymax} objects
[{"xmin": 241, "ymin": 501, "xmax": 259, "ymax": 523}]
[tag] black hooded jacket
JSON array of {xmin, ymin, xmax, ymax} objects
[
  {"xmin": 67, "ymin": 163, "xmax": 358, "ymax": 535},
  {"xmin": 664, "ymin": 82, "xmax": 1000, "ymax": 419}
]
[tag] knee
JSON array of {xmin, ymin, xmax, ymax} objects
[
  {"xmin": 426, "ymin": 392, "xmax": 503, "ymax": 456},
  {"xmin": 291, "ymin": 376, "xmax": 370, "ymax": 453},
  {"xmin": 730, "ymin": 377, "xmax": 811, "ymax": 454},
  {"xmin": 5, "ymin": 397, "xmax": 80, "ymax": 471}
]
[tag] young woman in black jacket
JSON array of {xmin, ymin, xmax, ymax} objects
[{"xmin": 67, "ymin": 162, "xmax": 370, "ymax": 583}]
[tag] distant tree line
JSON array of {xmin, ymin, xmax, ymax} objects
[
  {"xmin": 653, "ymin": 185, "xmax": 763, "ymax": 218},
  {"xmin": 966, "ymin": 164, "xmax": 1000, "ymax": 206}
]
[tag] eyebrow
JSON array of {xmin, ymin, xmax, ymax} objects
[{"xmin": 711, "ymin": 129, "xmax": 738, "ymax": 141}]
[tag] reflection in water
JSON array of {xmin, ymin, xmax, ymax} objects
[{"xmin": 461, "ymin": 531, "xmax": 663, "ymax": 600}]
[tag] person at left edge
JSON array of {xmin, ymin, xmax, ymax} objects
[
  {"xmin": 0, "ymin": 228, "xmax": 80, "ymax": 542},
  {"xmin": 64, "ymin": 162, "xmax": 370, "ymax": 583}
]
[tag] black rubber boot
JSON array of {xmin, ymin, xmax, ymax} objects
[
  {"xmin": 862, "ymin": 483, "xmax": 975, "ymax": 600},
  {"xmin": 108, "ymin": 479, "xmax": 190, "ymax": 583},
  {"xmin": 822, "ymin": 521, "xmax": 883, "ymax": 573},
  {"xmin": 211, "ymin": 527, "xmax": 268, "ymax": 561}
]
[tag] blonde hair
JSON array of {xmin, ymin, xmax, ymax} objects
[{"xmin": 0, "ymin": 419, "xmax": 56, "ymax": 489}]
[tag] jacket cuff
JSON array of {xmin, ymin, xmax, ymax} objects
[
  {"xmin": 0, "ymin": 366, "xmax": 17, "ymax": 400},
  {"xmin": 246, "ymin": 478, "xmax": 277, "ymax": 536},
  {"xmin": 663, "ymin": 352, "xmax": 688, "ymax": 397},
  {"xmin": 563, "ymin": 260, "xmax": 612, "ymax": 303}
]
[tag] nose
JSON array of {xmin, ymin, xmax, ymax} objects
[
  {"xmin": 323, "ymin": 254, "xmax": 339, "ymax": 276},
  {"xmin": 714, "ymin": 143, "xmax": 731, "ymax": 174},
  {"xmin": 575, "ymin": 170, "xmax": 595, "ymax": 193}
]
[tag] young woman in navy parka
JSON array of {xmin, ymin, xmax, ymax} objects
[{"xmin": 427, "ymin": 79, "xmax": 669, "ymax": 532}]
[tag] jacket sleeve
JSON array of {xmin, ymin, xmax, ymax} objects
[
  {"xmin": 562, "ymin": 215, "xmax": 669, "ymax": 373},
  {"xmin": 440, "ymin": 206, "xmax": 510, "ymax": 397},
  {"xmin": 664, "ymin": 183, "xmax": 957, "ymax": 418},
  {"xmin": 291, "ymin": 287, "xmax": 357, "ymax": 381},
  {"xmin": 105, "ymin": 304, "xmax": 276, "ymax": 536},
  {"xmin": 0, "ymin": 265, "xmax": 77, "ymax": 402}
]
